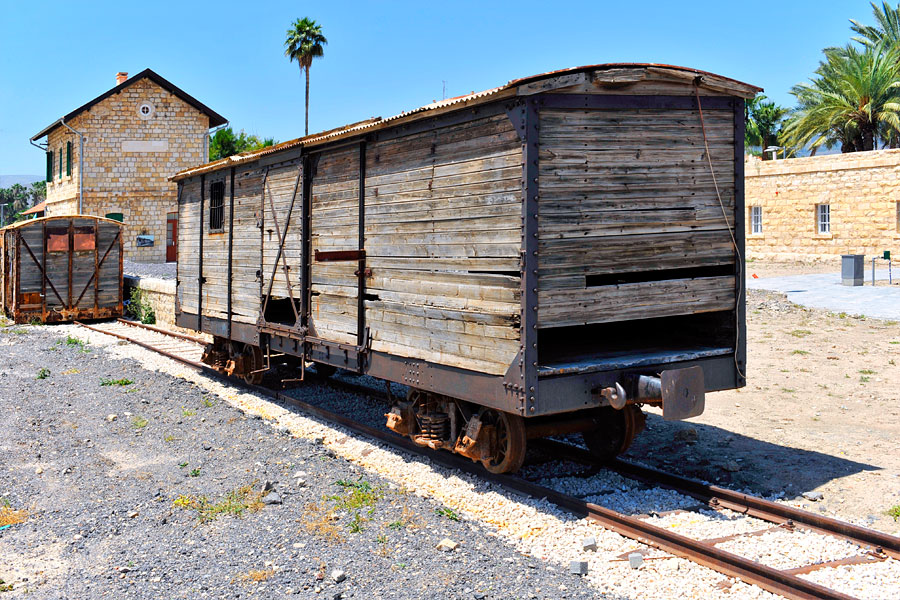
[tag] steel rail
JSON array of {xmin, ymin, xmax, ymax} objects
[
  {"xmin": 535, "ymin": 439, "xmax": 900, "ymax": 561},
  {"xmin": 75, "ymin": 320, "xmax": 867, "ymax": 600}
]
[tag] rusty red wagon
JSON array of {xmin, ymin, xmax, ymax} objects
[{"xmin": 1, "ymin": 215, "xmax": 124, "ymax": 323}]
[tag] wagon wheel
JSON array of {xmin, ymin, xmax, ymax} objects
[
  {"xmin": 242, "ymin": 345, "xmax": 265, "ymax": 385},
  {"xmin": 480, "ymin": 409, "xmax": 527, "ymax": 474},
  {"xmin": 581, "ymin": 405, "xmax": 645, "ymax": 461}
]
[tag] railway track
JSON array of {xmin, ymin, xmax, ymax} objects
[{"xmin": 76, "ymin": 318, "xmax": 900, "ymax": 600}]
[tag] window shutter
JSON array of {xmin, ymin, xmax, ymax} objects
[
  {"xmin": 46, "ymin": 151, "xmax": 52, "ymax": 182},
  {"xmin": 58, "ymin": 149, "xmax": 62, "ymax": 179},
  {"xmin": 66, "ymin": 141, "xmax": 72, "ymax": 176}
]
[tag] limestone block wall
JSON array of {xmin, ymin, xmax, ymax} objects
[
  {"xmin": 123, "ymin": 275, "xmax": 208, "ymax": 339},
  {"xmin": 745, "ymin": 150, "xmax": 900, "ymax": 260},
  {"xmin": 44, "ymin": 77, "xmax": 209, "ymax": 262}
]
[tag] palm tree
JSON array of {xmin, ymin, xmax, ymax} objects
[
  {"xmin": 745, "ymin": 95, "xmax": 789, "ymax": 158},
  {"xmin": 851, "ymin": 2, "xmax": 900, "ymax": 48},
  {"xmin": 284, "ymin": 17, "xmax": 327, "ymax": 136},
  {"xmin": 782, "ymin": 42, "xmax": 900, "ymax": 153}
]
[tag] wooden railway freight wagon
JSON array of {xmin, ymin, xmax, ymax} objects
[
  {"xmin": 1, "ymin": 216, "xmax": 124, "ymax": 323},
  {"xmin": 173, "ymin": 63, "xmax": 760, "ymax": 472}
]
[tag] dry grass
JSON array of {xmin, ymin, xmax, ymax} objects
[
  {"xmin": 299, "ymin": 502, "xmax": 344, "ymax": 543},
  {"xmin": 0, "ymin": 505, "xmax": 28, "ymax": 527},
  {"xmin": 232, "ymin": 568, "xmax": 275, "ymax": 584}
]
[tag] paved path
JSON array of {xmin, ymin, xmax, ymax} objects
[{"xmin": 747, "ymin": 269, "xmax": 899, "ymax": 321}]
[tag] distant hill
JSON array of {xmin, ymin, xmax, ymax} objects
[{"xmin": 0, "ymin": 175, "xmax": 42, "ymax": 188}]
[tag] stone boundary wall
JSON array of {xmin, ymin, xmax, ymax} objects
[
  {"xmin": 123, "ymin": 275, "xmax": 209, "ymax": 340},
  {"xmin": 745, "ymin": 150, "xmax": 900, "ymax": 261}
]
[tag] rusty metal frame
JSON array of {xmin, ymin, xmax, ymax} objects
[{"xmin": 314, "ymin": 249, "xmax": 365, "ymax": 262}]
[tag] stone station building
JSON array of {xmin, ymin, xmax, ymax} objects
[
  {"xmin": 745, "ymin": 150, "xmax": 900, "ymax": 261},
  {"xmin": 30, "ymin": 70, "xmax": 226, "ymax": 263}
]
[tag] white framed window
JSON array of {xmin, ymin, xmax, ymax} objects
[
  {"xmin": 816, "ymin": 204, "xmax": 830, "ymax": 234},
  {"xmin": 750, "ymin": 206, "xmax": 763, "ymax": 234}
]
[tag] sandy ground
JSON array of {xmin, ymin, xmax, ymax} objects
[{"xmin": 628, "ymin": 260, "xmax": 900, "ymax": 536}]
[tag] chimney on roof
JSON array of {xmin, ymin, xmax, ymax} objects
[{"xmin": 116, "ymin": 72, "xmax": 128, "ymax": 85}]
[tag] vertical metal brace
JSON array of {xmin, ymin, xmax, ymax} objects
[
  {"xmin": 732, "ymin": 99, "xmax": 747, "ymax": 386},
  {"xmin": 198, "ymin": 174, "xmax": 206, "ymax": 331},
  {"xmin": 300, "ymin": 154, "xmax": 314, "ymax": 330},
  {"xmin": 357, "ymin": 141, "xmax": 367, "ymax": 348},
  {"xmin": 520, "ymin": 99, "xmax": 540, "ymax": 415},
  {"xmin": 174, "ymin": 182, "xmax": 183, "ymax": 316},
  {"xmin": 227, "ymin": 167, "xmax": 236, "ymax": 341}
]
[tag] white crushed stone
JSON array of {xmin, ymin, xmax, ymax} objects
[
  {"xmin": 799, "ymin": 559, "xmax": 900, "ymax": 600},
  {"xmin": 716, "ymin": 529, "xmax": 865, "ymax": 570},
  {"xmin": 641, "ymin": 508, "xmax": 771, "ymax": 540},
  {"xmin": 56, "ymin": 323, "xmax": 896, "ymax": 600}
]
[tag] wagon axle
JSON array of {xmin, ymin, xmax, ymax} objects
[{"xmin": 385, "ymin": 389, "xmax": 645, "ymax": 473}]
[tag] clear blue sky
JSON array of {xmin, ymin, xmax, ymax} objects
[{"xmin": 0, "ymin": 0, "xmax": 884, "ymax": 176}]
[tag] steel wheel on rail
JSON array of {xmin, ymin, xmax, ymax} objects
[
  {"xmin": 242, "ymin": 345, "xmax": 265, "ymax": 385},
  {"xmin": 581, "ymin": 405, "xmax": 645, "ymax": 461},
  {"xmin": 480, "ymin": 409, "xmax": 527, "ymax": 474}
]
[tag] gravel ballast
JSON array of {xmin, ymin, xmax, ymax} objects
[
  {"xmin": 2, "ymin": 320, "xmax": 899, "ymax": 599},
  {"xmin": 0, "ymin": 324, "xmax": 597, "ymax": 599}
]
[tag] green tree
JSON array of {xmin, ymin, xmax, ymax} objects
[
  {"xmin": 782, "ymin": 42, "xmax": 900, "ymax": 153},
  {"xmin": 851, "ymin": 2, "xmax": 900, "ymax": 48},
  {"xmin": 0, "ymin": 181, "xmax": 44, "ymax": 225},
  {"xmin": 284, "ymin": 17, "xmax": 327, "ymax": 136},
  {"xmin": 745, "ymin": 96, "xmax": 790, "ymax": 158},
  {"xmin": 209, "ymin": 127, "xmax": 276, "ymax": 161}
]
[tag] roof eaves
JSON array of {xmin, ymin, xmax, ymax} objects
[{"xmin": 31, "ymin": 68, "xmax": 226, "ymax": 141}]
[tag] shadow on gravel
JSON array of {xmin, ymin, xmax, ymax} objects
[{"xmin": 622, "ymin": 413, "xmax": 878, "ymax": 499}]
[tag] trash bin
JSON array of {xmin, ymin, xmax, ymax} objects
[{"xmin": 841, "ymin": 254, "xmax": 864, "ymax": 286}]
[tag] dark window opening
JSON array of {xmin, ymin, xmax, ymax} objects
[
  {"xmin": 263, "ymin": 297, "xmax": 300, "ymax": 325},
  {"xmin": 585, "ymin": 264, "xmax": 733, "ymax": 287},
  {"xmin": 209, "ymin": 181, "xmax": 225, "ymax": 232}
]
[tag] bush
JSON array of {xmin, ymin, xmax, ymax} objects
[{"xmin": 125, "ymin": 287, "xmax": 156, "ymax": 324}]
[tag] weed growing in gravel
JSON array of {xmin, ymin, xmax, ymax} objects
[
  {"xmin": 164, "ymin": 435, "xmax": 177, "ymax": 443},
  {"xmin": 348, "ymin": 512, "xmax": 365, "ymax": 533},
  {"xmin": 64, "ymin": 336, "xmax": 90, "ymax": 353},
  {"xmin": 791, "ymin": 350, "xmax": 810, "ymax": 355},
  {"xmin": 61, "ymin": 368, "xmax": 80, "ymax": 375},
  {"xmin": 131, "ymin": 416, "xmax": 148, "ymax": 429},
  {"xmin": 859, "ymin": 369, "xmax": 876, "ymax": 375},
  {"xmin": 330, "ymin": 478, "xmax": 382, "ymax": 512},
  {"xmin": 300, "ymin": 502, "xmax": 344, "ymax": 543},
  {"xmin": 201, "ymin": 395, "xmax": 215, "ymax": 408},
  {"xmin": 173, "ymin": 484, "xmax": 264, "ymax": 523},
  {"xmin": 888, "ymin": 505, "xmax": 900, "ymax": 521},
  {"xmin": 189, "ymin": 468, "xmax": 201, "ymax": 478},
  {"xmin": 182, "ymin": 408, "xmax": 196, "ymax": 417},
  {"xmin": 789, "ymin": 329, "xmax": 812, "ymax": 338},
  {"xmin": 101, "ymin": 377, "xmax": 134, "ymax": 387},
  {"xmin": 0, "ymin": 578, "xmax": 12, "ymax": 592},
  {"xmin": 860, "ymin": 376, "xmax": 871, "ymax": 383},
  {"xmin": 434, "ymin": 507, "xmax": 460, "ymax": 521},
  {"xmin": 35, "ymin": 368, "xmax": 50, "ymax": 380},
  {"xmin": 780, "ymin": 388, "xmax": 796, "ymax": 394},
  {"xmin": 178, "ymin": 462, "xmax": 188, "ymax": 468}
]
